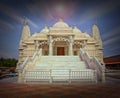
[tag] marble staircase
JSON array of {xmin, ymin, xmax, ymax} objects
[
  {"xmin": 35, "ymin": 56, "xmax": 87, "ymax": 70},
  {"xmin": 24, "ymin": 56, "xmax": 97, "ymax": 83}
]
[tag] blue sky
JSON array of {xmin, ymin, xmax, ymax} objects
[{"xmin": 0, "ymin": 0, "xmax": 120, "ymax": 59}]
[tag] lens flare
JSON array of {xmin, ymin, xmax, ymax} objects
[{"xmin": 44, "ymin": 0, "xmax": 75, "ymax": 20}]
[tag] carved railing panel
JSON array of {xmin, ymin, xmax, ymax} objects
[{"xmin": 23, "ymin": 69, "xmax": 97, "ymax": 83}]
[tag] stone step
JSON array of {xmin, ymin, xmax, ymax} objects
[
  {"xmin": 35, "ymin": 62, "xmax": 87, "ymax": 69},
  {"xmin": 34, "ymin": 56, "xmax": 87, "ymax": 69},
  {"xmin": 36, "ymin": 62, "xmax": 85, "ymax": 66},
  {"xmin": 40, "ymin": 56, "xmax": 81, "ymax": 62},
  {"xmin": 34, "ymin": 66, "xmax": 87, "ymax": 69}
]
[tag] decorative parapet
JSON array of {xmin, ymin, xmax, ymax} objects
[{"xmin": 79, "ymin": 48, "xmax": 105, "ymax": 82}]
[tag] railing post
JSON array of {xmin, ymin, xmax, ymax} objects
[
  {"xmin": 18, "ymin": 70, "xmax": 23, "ymax": 83},
  {"xmin": 23, "ymin": 70, "xmax": 26, "ymax": 83},
  {"xmin": 102, "ymin": 70, "xmax": 105, "ymax": 83},
  {"xmin": 49, "ymin": 69, "xmax": 52, "ymax": 83},
  {"xmin": 94, "ymin": 70, "xmax": 97, "ymax": 83},
  {"xmin": 69, "ymin": 69, "xmax": 71, "ymax": 84}
]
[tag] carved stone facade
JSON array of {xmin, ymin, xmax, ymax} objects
[{"xmin": 17, "ymin": 18, "xmax": 104, "ymax": 68}]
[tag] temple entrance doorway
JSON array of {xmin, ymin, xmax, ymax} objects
[
  {"xmin": 57, "ymin": 47, "xmax": 65, "ymax": 55},
  {"xmin": 53, "ymin": 40, "xmax": 69, "ymax": 55}
]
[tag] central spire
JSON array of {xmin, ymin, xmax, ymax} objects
[
  {"xmin": 58, "ymin": 18, "xmax": 63, "ymax": 22},
  {"xmin": 53, "ymin": 18, "xmax": 69, "ymax": 28}
]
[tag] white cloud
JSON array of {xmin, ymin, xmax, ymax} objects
[
  {"xmin": 78, "ymin": 0, "xmax": 120, "ymax": 24},
  {"xmin": 27, "ymin": 18, "xmax": 38, "ymax": 28},
  {"xmin": 0, "ymin": 4, "xmax": 38, "ymax": 28},
  {"xmin": 102, "ymin": 26, "xmax": 120, "ymax": 41},
  {"xmin": 0, "ymin": 19, "xmax": 14, "ymax": 32},
  {"xmin": 102, "ymin": 25, "xmax": 120, "ymax": 47},
  {"xmin": 103, "ymin": 36, "xmax": 120, "ymax": 46},
  {"xmin": 109, "ymin": 46, "xmax": 120, "ymax": 51},
  {"xmin": 0, "ymin": 4, "xmax": 22, "ymax": 23}
]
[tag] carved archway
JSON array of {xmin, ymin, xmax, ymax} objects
[
  {"xmin": 52, "ymin": 37, "xmax": 70, "ymax": 44},
  {"xmin": 52, "ymin": 37, "xmax": 70, "ymax": 55},
  {"xmin": 38, "ymin": 41, "xmax": 49, "ymax": 55}
]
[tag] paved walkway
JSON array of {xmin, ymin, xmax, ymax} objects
[
  {"xmin": 0, "ymin": 77, "xmax": 18, "ymax": 83},
  {"xmin": 0, "ymin": 76, "xmax": 120, "ymax": 98},
  {"xmin": 0, "ymin": 82, "xmax": 119, "ymax": 98}
]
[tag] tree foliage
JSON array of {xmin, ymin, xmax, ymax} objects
[{"xmin": 0, "ymin": 58, "xmax": 18, "ymax": 67}]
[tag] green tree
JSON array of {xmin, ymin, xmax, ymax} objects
[{"xmin": 0, "ymin": 58, "xmax": 18, "ymax": 68}]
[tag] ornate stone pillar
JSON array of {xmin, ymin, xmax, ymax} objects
[
  {"xmin": 49, "ymin": 36, "xmax": 53, "ymax": 55},
  {"xmin": 69, "ymin": 36, "xmax": 73, "ymax": 55},
  {"xmin": 81, "ymin": 40, "xmax": 87, "ymax": 50},
  {"xmin": 35, "ymin": 40, "xmax": 39, "ymax": 51}
]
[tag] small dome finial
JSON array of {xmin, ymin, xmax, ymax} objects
[
  {"xmin": 73, "ymin": 25, "xmax": 77, "ymax": 28},
  {"xmin": 58, "ymin": 18, "xmax": 63, "ymax": 22},
  {"xmin": 23, "ymin": 17, "xmax": 28, "ymax": 26},
  {"xmin": 94, "ymin": 21, "xmax": 97, "ymax": 25},
  {"xmin": 44, "ymin": 24, "xmax": 48, "ymax": 29}
]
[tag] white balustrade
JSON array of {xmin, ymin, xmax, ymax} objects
[
  {"xmin": 79, "ymin": 48, "xmax": 105, "ymax": 82},
  {"xmin": 31, "ymin": 51, "xmax": 38, "ymax": 60},
  {"xmin": 70, "ymin": 70, "xmax": 97, "ymax": 82},
  {"xmin": 24, "ymin": 70, "xmax": 51, "ymax": 81},
  {"xmin": 23, "ymin": 69, "xmax": 97, "ymax": 83},
  {"xmin": 19, "ymin": 49, "xmax": 42, "ymax": 71},
  {"xmin": 20, "ymin": 57, "xmax": 30, "ymax": 70},
  {"xmin": 18, "ymin": 48, "xmax": 42, "ymax": 82}
]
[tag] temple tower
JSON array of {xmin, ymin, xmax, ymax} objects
[
  {"xmin": 92, "ymin": 23, "xmax": 104, "ymax": 64},
  {"xmin": 20, "ymin": 18, "xmax": 31, "ymax": 45},
  {"xmin": 17, "ymin": 18, "xmax": 31, "ymax": 68}
]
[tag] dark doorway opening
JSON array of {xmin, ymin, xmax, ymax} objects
[{"xmin": 57, "ymin": 47, "xmax": 65, "ymax": 55}]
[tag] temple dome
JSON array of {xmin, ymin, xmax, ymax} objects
[
  {"xmin": 53, "ymin": 18, "xmax": 69, "ymax": 28},
  {"xmin": 83, "ymin": 32, "xmax": 90, "ymax": 38},
  {"xmin": 32, "ymin": 32, "xmax": 38, "ymax": 37},
  {"xmin": 40, "ymin": 25, "xmax": 49, "ymax": 33},
  {"xmin": 73, "ymin": 26, "xmax": 82, "ymax": 33}
]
